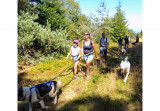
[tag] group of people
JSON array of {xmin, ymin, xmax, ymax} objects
[
  {"xmin": 118, "ymin": 36, "xmax": 131, "ymax": 51},
  {"xmin": 118, "ymin": 35, "xmax": 139, "ymax": 51},
  {"xmin": 66, "ymin": 32, "xmax": 139, "ymax": 80},
  {"xmin": 66, "ymin": 32, "xmax": 109, "ymax": 80}
]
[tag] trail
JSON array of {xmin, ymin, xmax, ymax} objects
[{"xmin": 18, "ymin": 42, "xmax": 142, "ymax": 111}]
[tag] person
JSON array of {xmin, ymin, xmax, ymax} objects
[
  {"xmin": 136, "ymin": 36, "xmax": 139, "ymax": 43},
  {"xmin": 124, "ymin": 36, "xmax": 129, "ymax": 48},
  {"xmin": 99, "ymin": 33, "xmax": 109, "ymax": 64},
  {"xmin": 81, "ymin": 32, "xmax": 97, "ymax": 80},
  {"xmin": 128, "ymin": 36, "xmax": 131, "ymax": 48},
  {"xmin": 132, "ymin": 35, "xmax": 139, "ymax": 45},
  {"xmin": 118, "ymin": 36, "xmax": 123, "ymax": 51},
  {"xmin": 66, "ymin": 40, "xmax": 82, "ymax": 80}
]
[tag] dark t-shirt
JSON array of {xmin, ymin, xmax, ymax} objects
[
  {"xmin": 118, "ymin": 39, "xmax": 122, "ymax": 44},
  {"xmin": 124, "ymin": 37, "xmax": 128, "ymax": 43},
  {"xmin": 136, "ymin": 37, "xmax": 139, "ymax": 42}
]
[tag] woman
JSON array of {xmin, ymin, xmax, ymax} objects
[
  {"xmin": 66, "ymin": 40, "xmax": 82, "ymax": 80},
  {"xmin": 81, "ymin": 32, "xmax": 97, "ymax": 80}
]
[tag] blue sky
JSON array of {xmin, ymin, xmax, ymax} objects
[{"xmin": 75, "ymin": 0, "xmax": 142, "ymax": 33}]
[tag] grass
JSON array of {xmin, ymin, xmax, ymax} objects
[{"xmin": 18, "ymin": 40, "xmax": 142, "ymax": 111}]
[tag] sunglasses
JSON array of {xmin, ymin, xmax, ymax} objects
[{"xmin": 84, "ymin": 34, "xmax": 89, "ymax": 35}]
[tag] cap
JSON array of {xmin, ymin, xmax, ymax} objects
[{"xmin": 73, "ymin": 40, "xmax": 79, "ymax": 44}]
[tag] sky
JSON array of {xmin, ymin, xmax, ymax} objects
[{"xmin": 75, "ymin": 0, "xmax": 142, "ymax": 33}]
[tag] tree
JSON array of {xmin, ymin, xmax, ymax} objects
[
  {"xmin": 35, "ymin": 0, "xmax": 69, "ymax": 31},
  {"xmin": 18, "ymin": 0, "xmax": 38, "ymax": 15},
  {"xmin": 111, "ymin": 2, "xmax": 128, "ymax": 41},
  {"xmin": 18, "ymin": 12, "xmax": 71, "ymax": 63}
]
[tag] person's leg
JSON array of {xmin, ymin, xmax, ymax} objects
[
  {"xmin": 86, "ymin": 60, "xmax": 91, "ymax": 79},
  {"xmin": 100, "ymin": 47, "xmax": 103, "ymax": 65},
  {"xmin": 104, "ymin": 49, "xmax": 107, "ymax": 63},
  {"xmin": 74, "ymin": 61, "xmax": 79, "ymax": 77},
  {"xmin": 85, "ymin": 54, "xmax": 94, "ymax": 80}
]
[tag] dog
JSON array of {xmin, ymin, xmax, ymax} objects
[
  {"xmin": 121, "ymin": 48, "xmax": 127, "ymax": 54},
  {"xmin": 18, "ymin": 80, "xmax": 61, "ymax": 111},
  {"xmin": 120, "ymin": 57, "xmax": 131, "ymax": 83}
]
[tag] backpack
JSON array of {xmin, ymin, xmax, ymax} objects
[{"xmin": 100, "ymin": 37, "xmax": 108, "ymax": 46}]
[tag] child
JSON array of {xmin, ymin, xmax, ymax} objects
[{"xmin": 66, "ymin": 40, "xmax": 82, "ymax": 80}]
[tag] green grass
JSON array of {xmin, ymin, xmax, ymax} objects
[{"xmin": 18, "ymin": 41, "xmax": 142, "ymax": 111}]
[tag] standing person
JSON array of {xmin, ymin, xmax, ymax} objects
[
  {"xmin": 118, "ymin": 36, "xmax": 123, "ymax": 52},
  {"xmin": 136, "ymin": 36, "xmax": 139, "ymax": 43},
  {"xmin": 124, "ymin": 36, "xmax": 129, "ymax": 48},
  {"xmin": 99, "ymin": 33, "xmax": 109, "ymax": 64},
  {"xmin": 128, "ymin": 36, "xmax": 131, "ymax": 48},
  {"xmin": 81, "ymin": 32, "xmax": 97, "ymax": 80},
  {"xmin": 66, "ymin": 40, "xmax": 82, "ymax": 80},
  {"xmin": 132, "ymin": 35, "xmax": 139, "ymax": 45}
]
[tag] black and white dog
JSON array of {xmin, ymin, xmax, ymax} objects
[
  {"xmin": 120, "ymin": 57, "xmax": 131, "ymax": 83},
  {"xmin": 18, "ymin": 80, "xmax": 61, "ymax": 111}
]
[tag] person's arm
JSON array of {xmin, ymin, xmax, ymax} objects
[
  {"xmin": 66, "ymin": 49, "xmax": 72, "ymax": 59},
  {"xmin": 92, "ymin": 41, "xmax": 97, "ymax": 58}
]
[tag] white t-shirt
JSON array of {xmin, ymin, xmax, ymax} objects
[
  {"xmin": 99, "ymin": 37, "xmax": 109, "ymax": 47},
  {"xmin": 71, "ymin": 46, "xmax": 81, "ymax": 56},
  {"xmin": 128, "ymin": 36, "xmax": 131, "ymax": 42}
]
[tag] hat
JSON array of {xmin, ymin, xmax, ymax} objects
[{"xmin": 73, "ymin": 40, "xmax": 79, "ymax": 44}]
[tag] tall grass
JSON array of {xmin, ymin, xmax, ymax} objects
[{"xmin": 18, "ymin": 41, "xmax": 142, "ymax": 111}]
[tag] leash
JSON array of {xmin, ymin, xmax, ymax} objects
[{"xmin": 29, "ymin": 58, "xmax": 81, "ymax": 91}]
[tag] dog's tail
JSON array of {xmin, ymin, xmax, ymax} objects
[{"xmin": 57, "ymin": 81, "xmax": 61, "ymax": 87}]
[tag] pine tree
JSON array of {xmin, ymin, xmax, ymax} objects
[
  {"xmin": 112, "ymin": 2, "xmax": 128, "ymax": 41},
  {"xmin": 35, "ymin": 0, "xmax": 69, "ymax": 31},
  {"xmin": 18, "ymin": 12, "xmax": 71, "ymax": 62}
]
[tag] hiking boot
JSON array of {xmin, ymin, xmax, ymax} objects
[{"xmin": 73, "ymin": 76, "xmax": 77, "ymax": 80}]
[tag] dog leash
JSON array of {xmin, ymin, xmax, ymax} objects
[{"xmin": 29, "ymin": 58, "xmax": 81, "ymax": 91}]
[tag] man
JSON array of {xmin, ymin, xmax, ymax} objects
[
  {"xmin": 99, "ymin": 33, "xmax": 109, "ymax": 64},
  {"xmin": 132, "ymin": 35, "xmax": 139, "ymax": 45},
  {"xmin": 124, "ymin": 36, "xmax": 128, "ymax": 49},
  {"xmin": 118, "ymin": 36, "xmax": 123, "ymax": 51}
]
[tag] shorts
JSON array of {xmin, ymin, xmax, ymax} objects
[
  {"xmin": 118, "ymin": 43, "xmax": 122, "ymax": 46},
  {"xmin": 72, "ymin": 55, "xmax": 79, "ymax": 62},
  {"xmin": 125, "ymin": 43, "xmax": 128, "ymax": 45},
  {"xmin": 100, "ymin": 47, "xmax": 107, "ymax": 55},
  {"xmin": 84, "ymin": 54, "xmax": 94, "ymax": 61}
]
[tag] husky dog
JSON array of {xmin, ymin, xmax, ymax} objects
[
  {"xmin": 120, "ymin": 57, "xmax": 131, "ymax": 83},
  {"xmin": 18, "ymin": 80, "xmax": 61, "ymax": 111}
]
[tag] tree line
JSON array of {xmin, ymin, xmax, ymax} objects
[{"xmin": 18, "ymin": 0, "xmax": 142, "ymax": 63}]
